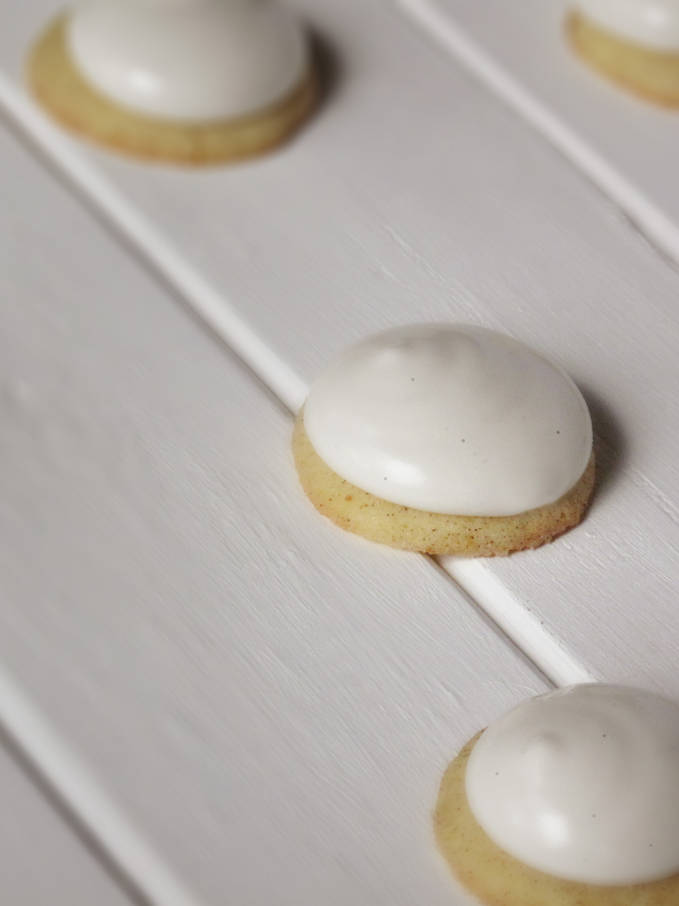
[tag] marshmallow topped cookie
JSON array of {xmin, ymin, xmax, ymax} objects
[
  {"xmin": 435, "ymin": 684, "xmax": 679, "ymax": 905},
  {"xmin": 568, "ymin": 0, "xmax": 679, "ymax": 106},
  {"xmin": 27, "ymin": 0, "xmax": 316, "ymax": 164},
  {"xmin": 293, "ymin": 325, "xmax": 594, "ymax": 556}
]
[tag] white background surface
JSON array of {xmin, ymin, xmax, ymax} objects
[
  {"xmin": 1, "ymin": 0, "xmax": 679, "ymax": 903},
  {"xmin": 401, "ymin": 0, "xmax": 679, "ymax": 260}
]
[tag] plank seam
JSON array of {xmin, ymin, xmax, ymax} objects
[
  {"xmin": 0, "ymin": 72, "xmax": 598, "ymax": 899},
  {"xmin": 0, "ymin": 74, "xmax": 596, "ymax": 693},
  {"xmin": 0, "ymin": 657, "xmax": 205, "ymax": 906},
  {"xmin": 395, "ymin": 0, "xmax": 679, "ymax": 271},
  {"xmin": 438, "ymin": 559, "xmax": 596, "ymax": 687},
  {"xmin": 0, "ymin": 77, "xmax": 308, "ymax": 416}
]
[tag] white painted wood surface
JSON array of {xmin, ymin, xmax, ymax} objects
[
  {"xmin": 0, "ymin": 118, "xmax": 548, "ymax": 905},
  {"xmin": 3, "ymin": 0, "xmax": 679, "ymax": 901},
  {"xmin": 0, "ymin": 744, "xmax": 131, "ymax": 905},
  {"xmin": 398, "ymin": 0, "xmax": 679, "ymax": 262},
  {"xmin": 3, "ymin": 0, "xmax": 679, "ymax": 693}
]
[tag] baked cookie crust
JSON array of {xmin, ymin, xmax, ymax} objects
[{"xmin": 292, "ymin": 412, "xmax": 595, "ymax": 557}]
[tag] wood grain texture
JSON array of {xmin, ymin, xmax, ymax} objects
[
  {"xmin": 0, "ymin": 744, "xmax": 131, "ymax": 906},
  {"xmin": 0, "ymin": 119, "xmax": 547, "ymax": 906},
  {"xmin": 5, "ymin": 0, "xmax": 679, "ymax": 691}
]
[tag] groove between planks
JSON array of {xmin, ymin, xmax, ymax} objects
[
  {"xmin": 395, "ymin": 0, "xmax": 679, "ymax": 271},
  {"xmin": 0, "ymin": 650, "xmax": 205, "ymax": 906},
  {"xmin": 0, "ymin": 74, "xmax": 590, "ymax": 689},
  {"xmin": 0, "ymin": 79, "xmax": 556, "ymax": 906}
]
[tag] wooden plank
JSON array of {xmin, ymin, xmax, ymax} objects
[
  {"xmin": 397, "ymin": 0, "xmax": 679, "ymax": 261},
  {"xmin": 0, "ymin": 744, "xmax": 131, "ymax": 906},
  {"xmin": 3, "ymin": 0, "xmax": 679, "ymax": 691},
  {"xmin": 0, "ymin": 119, "xmax": 547, "ymax": 905}
]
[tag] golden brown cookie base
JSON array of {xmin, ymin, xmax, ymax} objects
[
  {"xmin": 567, "ymin": 11, "xmax": 679, "ymax": 107},
  {"xmin": 435, "ymin": 733, "xmax": 679, "ymax": 906},
  {"xmin": 292, "ymin": 413, "xmax": 595, "ymax": 557},
  {"xmin": 27, "ymin": 14, "xmax": 317, "ymax": 165}
]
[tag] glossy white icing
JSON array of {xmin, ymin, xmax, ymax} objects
[
  {"xmin": 303, "ymin": 325, "xmax": 592, "ymax": 516},
  {"xmin": 466, "ymin": 685, "xmax": 679, "ymax": 885},
  {"xmin": 575, "ymin": 0, "xmax": 679, "ymax": 51},
  {"xmin": 67, "ymin": 0, "xmax": 308, "ymax": 121}
]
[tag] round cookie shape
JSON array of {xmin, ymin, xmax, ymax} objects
[
  {"xmin": 67, "ymin": 0, "xmax": 308, "ymax": 121},
  {"xmin": 303, "ymin": 325, "xmax": 592, "ymax": 517},
  {"xmin": 573, "ymin": 0, "xmax": 679, "ymax": 51},
  {"xmin": 465, "ymin": 684, "xmax": 679, "ymax": 885}
]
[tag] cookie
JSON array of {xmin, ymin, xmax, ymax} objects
[
  {"xmin": 27, "ymin": 13, "xmax": 316, "ymax": 165},
  {"xmin": 435, "ymin": 687, "xmax": 679, "ymax": 905},
  {"xmin": 293, "ymin": 412, "xmax": 594, "ymax": 556},
  {"xmin": 293, "ymin": 325, "xmax": 595, "ymax": 557},
  {"xmin": 568, "ymin": 9, "xmax": 679, "ymax": 107}
]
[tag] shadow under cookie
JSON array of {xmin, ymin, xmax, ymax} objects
[{"xmin": 27, "ymin": 14, "xmax": 317, "ymax": 165}]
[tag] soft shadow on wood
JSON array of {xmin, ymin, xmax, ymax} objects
[
  {"xmin": 581, "ymin": 386, "xmax": 627, "ymax": 504},
  {"xmin": 309, "ymin": 28, "xmax": 343, "ymax": 111}
]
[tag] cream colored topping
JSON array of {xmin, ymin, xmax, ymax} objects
[
  {"xmin": 466, "ymin": 685, "xmax": 679, "ymax": 884},
  {"xmin": 67, "ymin": 0, "xmax": 307, "ymax": 120},
  {"xmin": 303, "ymin": 325, "xmax": 592, "ymax": 516}
]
